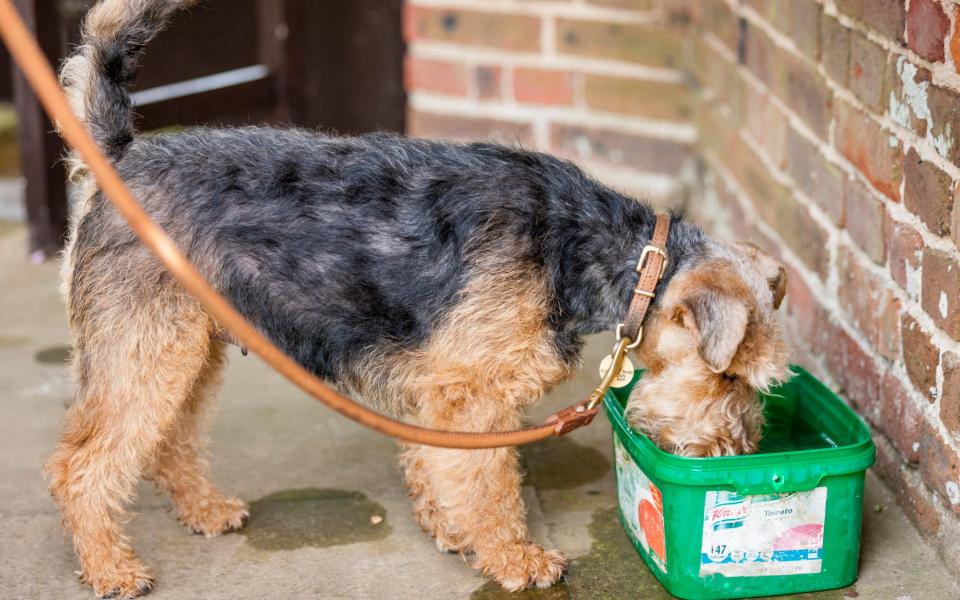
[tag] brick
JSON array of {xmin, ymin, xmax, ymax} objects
[
  {"xmin": 783, "ymin": 265, "xmax": 817, "ymax": 328},
  {"xmin": 926, "ymin": 84, "xmax": 960, "ymax": 168},
  {"xmin": 955, "ymin": 192, "xmax": 960, "ymax": 249},
  {"xmin": 907, "ymin": 0, "xmax": 949, "ymax": 62},
  {"xmin": 745, "ymin": 26, "xmax": 832, "ymax": 137},
  {"xmin": 690, "ymin": 164, "xmax": 757, "ymax": 242},
  {"xmin": 902, "ymin": 313, "xmax": 940, "ymax": 401},
  {"xmin": 845, "ymin": 178, "xmax": 887, "ymax": 263},
  {"xmin": 904, "ymin": 148, "xmax": 955, "ymax": 236},
  {"xmin": 556, "ymin": 20, "xmax": 687, "ymax": 68},
  {"xmin": 744, "ymin": 22, "xmax": 776, "ymax": 87},
  {"xmin": 404, "ymin": 57, "xmax": 468, "ymax": 96},
  {"xmin": 550, "ymin": 125, "xmax": 693, "ymax": 174},
  {"xmin": 743, "ymin": 1, "xmax": 790, "ymax": 34},
  {"xmin": 407, "ymin": 111, "xmax": 534, "ymax": 146},
  {"xmin": 880, "ymin": 369, "xmax": 924, "ymax": 464},
  {"xmin": 885, "ymin": 217, "xmax": 924, "ymax": 298},
  {"xmin": 886, "ymin": 56, "xmax": 932, "ymax": 137},
  {"xmin": 770, "ymin": 204, "xmax": 831, "ymax": 284},
  {"xmin": 702, "ymin": 0, "xmax": 739, "ymax": 55},
  {"xmin": 821, "ymin": 14, "xmax": 851, "ymax": 85},
  {"xmin": 834, "ymin": 100, "xmax": 903, "ymax": 202},
  {"xmin": 826, "ymin": 325, "xmax": 884, "ymax": 415},
  {"xmin": 785, "ymin": 128, "xmax": 845, "ymax": 225},
  {"xmin": 782, "ymin": 269, "xmax": 838, "ymax": 378},
  {"xmin": 778, "ymin": 52, "xmax": 833, "ymax": 139},
  {"xmin": 919, "ymin": 423, "xmax": 960, "ymax": 512},
  {"xmin": 698, "ymin": 98, "xmax": 738, "ymax": 159},
  {"xmin": 475, "ymin": 66, "xmax": 501, "ymax": 100},
  {"xmin": 838, "ymin": 247, "xmax": 902, "ymax": 361},
  {"xmin": 849, "ymin": 31, "xmax": 889, "ymax": 114},
  {"xmin": 688, "ymin": 167, "xmax": 738, "ymax": 235},
  {"xmin": 587, "ymin": 0, "xmax": 656, "ymax": 9},
  {"xmin": 744, "ymin": 89, "xmax": 787, "ymax": 169},
  {"xmin": 951, "ymin": 8, "xmax": 960, "ymax": 74},
  {"xmin": 513, "ymin": 68, "xmax": 574, "ymax": 106},
  {"xmin": 783, "ymin": 266, "xmax": 829, "ymax": 353},
  {"xmin": 836, "ymin": 0, "xmax": 905, "ymax": 43},
  {"xmin": 660, "ymin": 0, "xmax": 700, "ymax": 24},
  {"xmin": 701, "ymin": 43, "xmax": 745, "ymax": 127},
  {"xmin": 873, "ymin": 435, "xmax": 941, "ymax": 536},
  {"xmin": 921, "ymin": 247, "xmax": 960, "ymax": 339},
  {"xmin": 942, "ymin": 351, "xmax": 960, "ymax": 436},
  {"xmin": 404, "ymin": 6, "xmax": 541, "ymax": 52},
  {"xmin": 791, "ymin": 0, "xmax": 822, "ymax": 60},
  {"xmin": 726, "ymin": 137, "xmax": 830, "ymax": 278},
  {"xmin": 584, "ymin": 76, "xmax": 695, "ymax": 122}
]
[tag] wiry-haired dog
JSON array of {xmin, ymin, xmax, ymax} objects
[{"xmin": 48, "ymin": 0, "xmax": 790, "ymax": 597}]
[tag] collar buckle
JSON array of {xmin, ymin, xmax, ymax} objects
[{"xmin": 636, "ymin": 244, "xmax": 669, "ymax": 281}]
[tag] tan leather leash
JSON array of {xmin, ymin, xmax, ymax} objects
[{"xmin": 0, "ymin": 0, "xmax": 668, "ymax": 449}]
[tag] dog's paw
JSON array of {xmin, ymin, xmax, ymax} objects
[
  {"xmin": 178, "ymin": 495, "xmax": 249, "ymax": 537},
  {"xmin": 80, "ymin": 557, "xmax": 154, "ymax": 599},
  {"xmin": 480, "ymin": 542, "xmax": 567, "ymax": 591}
]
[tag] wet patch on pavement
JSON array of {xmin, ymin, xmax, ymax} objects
[
  {"xmin": 522, "ymin": 437, "xmax": 609, "ymax": 491},
  {"xmin": 243, "ymin": 488, "xmax": 390, "ymax": 551},
  {"xmin": 34, "ymin": 345, "xmax": 71, "ymax": 364},
  {"xmin": 470, "ymin": 506, "xmax": 664, "ymax": 600},
  {"xmin": 564, "ymin": 506, "xmax": 673, "ymax": 599},
  {"xmin": 471, "ymin": 580, "xmax": 569, "ymax": 600}
]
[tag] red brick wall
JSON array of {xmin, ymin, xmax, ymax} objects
[
  {"xmin": 403, "ymin": 0, "xmax": 699, "ymax": 205},
  {"xmin": 403, "ymin": 0, "xmax": 960, "ymax": 570}
]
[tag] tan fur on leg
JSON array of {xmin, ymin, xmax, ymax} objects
[
  {"xmin": 148, "ymin": 343, "xmax": 248, "ymax": 537},
  {"xmin": 46, "ymin": 287, "xmax": 214, "ymax": 599},
  {"xmin": 365, "ymin": 263, "xmax": 574, "ymax": 590},
  {"xmin": 399, "ymin": 445, "xmax": 463, "ymax": 553}
]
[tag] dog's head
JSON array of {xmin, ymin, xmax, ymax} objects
[{"xmin": 624, "ymin": 241, "xmax": 790, "ymax": 457}]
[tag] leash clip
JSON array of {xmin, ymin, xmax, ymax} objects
[
  {"xmin": 615, "ymin": 323, "xmax": 642, "ymax": 349},
  {"xmin": 585, "ymin": 336, "xmax": 633, "ymax": 411}
]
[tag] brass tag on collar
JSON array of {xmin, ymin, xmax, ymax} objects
[{"xmin": 598, "ymin": 355, "xmax": 635, "ymax": 388}]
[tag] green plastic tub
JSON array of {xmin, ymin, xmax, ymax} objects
[{"xmin": 603, "ymin": 366, "xmax": 875, "ymax": 599}]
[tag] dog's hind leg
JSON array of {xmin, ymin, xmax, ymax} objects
[
  {"xmin": 399, "ymin": 443, "xmax": 464, "ymax": 553},
  {"xmin": 408, "ymin": 389, "xmax": 567, "ymax": 591},
  {"xmin": 46, "ymin": 283, "xmax": 214, "ymax": 599},
  {"xmin": 148, "ymin": 342, "xmax": 249, "ymax": 537},
  {"xmin": 394, "ymin": 265, "xmax": 574, "ymax": 590}
]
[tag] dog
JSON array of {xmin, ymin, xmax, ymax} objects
[
  {"xmin": 46, "ymin": 0, "xmax": 790, "ymax": 597},
  {"xmin": 624, "ymin": 241, "xmax": 789, "ymax": 457}
]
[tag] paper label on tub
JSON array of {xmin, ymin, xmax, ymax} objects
[
  {"xmin": 700, "ymin": 487, "xmax": 828, "ymax": 577},
  {"xmin": 613, "ymin": 437, "xmax": 667, "ymax": 572}
]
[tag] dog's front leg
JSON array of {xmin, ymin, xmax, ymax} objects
[{"xmin": 403, "ymin": 387, "xmax": 566, "ymax": 591}]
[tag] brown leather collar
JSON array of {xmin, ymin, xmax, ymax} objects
[
  {"xmin": 546, "ymin": 213, "xmax": 670, "ymax": 434},
  {"xmin": 620, "ymin": 212, "xmax": 670, "ymax": 346}
]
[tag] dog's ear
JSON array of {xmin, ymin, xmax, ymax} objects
[
  {"xmin": 673, "ymin": 290, "xmax": 750, "ymax": 373},
  {"xmin": 734, "ymin": 242, "xmax": 787, "ymax": 310}
]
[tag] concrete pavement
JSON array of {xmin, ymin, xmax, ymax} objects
[{"xmin": 0, "ymin": 224, "xmax": 956, "ymax": 600}]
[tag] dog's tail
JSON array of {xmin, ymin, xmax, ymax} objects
[{"xmin": 60, "ymin": 0, "xmax": 196, "ymax": 177}]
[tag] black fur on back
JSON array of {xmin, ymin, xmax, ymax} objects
[{"xmin": 71, "ymin": 128, "xmax": 707, "ymax": 379}]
